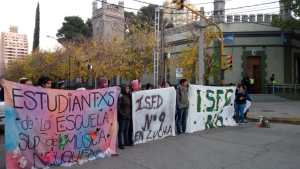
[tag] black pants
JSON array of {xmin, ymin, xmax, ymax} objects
[
  {"xmin": 176, "ymin": 107, "xmax": 188, "ymax": 133},
  {"xmin": 128, "ymin": 119, "xmax": 133, "ymax": 145},
  {"xmin": 118, "ymin": 118, "xmax": 130, "ymax": 146}
]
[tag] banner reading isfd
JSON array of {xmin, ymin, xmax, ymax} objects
[
  {"xmin": 132, "ymin": 87, "xmax": 176, "ymax": 144},
  {"xmin": 1, "ymin": 80, "xmax": 120, "ymax": 169}
]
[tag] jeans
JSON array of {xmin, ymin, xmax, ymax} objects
[
  {"xmin": 176, "ymin": 107, "xmax": 188, "ymax": 133},
  {"xmin": 235, "ymin": 104, "xmax": 246, "ymax": 123},
  {"xmin": 118, "ymin": 118, "xmax": 130, "ymax": 146}
]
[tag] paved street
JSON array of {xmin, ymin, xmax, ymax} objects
[
  {"xmin": 248, "ymin": 94, "xmax": 300, "ymax": 122},
  {"xmin": 1, "ymin": 122, "xmax": 299, "ymax": 169},
  {"xmin": 56, "ymin": 123, "xmax": 300, "ymax": 169}
]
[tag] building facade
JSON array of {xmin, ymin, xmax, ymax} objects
[
  {"xmin": 163, "ymin": 0, "xmax": 199, "ymax": 27},
  {"xmin": 91, "ymin": 0, "xmax": 125, "ymax": 41},
  {"xmin": 0, "ymin": 26, "xmax": 28, "ymax": 77},
  {"xmin": 162, "ymin": 0, "xmax": 300, "ymax": 93}
]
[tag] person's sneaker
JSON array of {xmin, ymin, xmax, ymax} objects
[
  {"xmin": 126, "ymin": 143, "xmax": 134, "ymax": 146},
  {"xmin": 118, "ymin": 145, "xmax": 125, "ymax": 149}
]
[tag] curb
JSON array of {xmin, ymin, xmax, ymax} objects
[{"xmin": 247, "ymin": 115, "xmax": 300, "ymax": 125}]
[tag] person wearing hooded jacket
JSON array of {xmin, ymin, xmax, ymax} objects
[{"xmin": 117, "ymin": 85, "xmax": 132, "ymax": 149}]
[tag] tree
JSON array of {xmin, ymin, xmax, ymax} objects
[
  {"xmin": 125, "ymin": 11, "xmax": 138, "ymax": 24},
  {"xmin": 85, "ymin": 19, "xmax": 93, "ymax": 38},
  {"xmin": 204, "ymin": 27, "xmax": 223, "ymax": 84},
  {"xmin": 121, "ymin": 25, "xmax": 155, "ymax": 79},
  {"xmin": 177, "ymin": 26, "xmax": 222, "ymax": 84},
  {"xmin": 137, "ymin": 4, "xmax": 158, "ymax": 27},
  {"xmin": 57, "ymin": 16, "xmax": 92, "ymax": 43},
  {"xmin": 4, "ymin": 50, "xmax": 68, "ymax": 83},
  {"xmin": 282, "ymin": 0, "xmax": 300, "ymax": 17},
  {"xmin": 6, "ymin": 24, "xmax": 155, "ymax": 86},
  {"xmin": 272, "ymin": 0, "xmax": 300, "ymax": 29},
  {"xmin": 177, "ymin": 44, "xmax": 198, "ymax": 82},
  {"xmin": 32, "ymin": 2, "xmax": 40, "ymax": 51}
]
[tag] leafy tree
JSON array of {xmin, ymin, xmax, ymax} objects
[
  {"xmin": 125, "ymin": 11, "xmax": 138, "ymax": 24},
  {"xmin": 137, "ymin": 4, "xmax": 158, "ymax": 27},
  {"xmin": 177, "ymin": 26, "xmax": 222, "ymax": 84},
  {"xmin": 33, "ymin": 3, "xmax": 40, "ymax": 51},
  {"xmin": 121, "ymin": 25, "xmax": 155, "ymax": 79},
  {"xmin": 85, "ymin": 19, "xmax": 93, "ymax": 38},
  {"xmin": 272, "ymin": 0, "xmax": 300, "ymax": 29},
  {"xmin": 282, "ymin": 0, "xmax": 300, "ymax": 17},
  {"xmin": 57, "ymin": 16, "xmax": 92, "ymax": 43},
  {"xmin": 6, "ymin": 26, "xmax": 155, "ymax": 86},
  {"xmin": 204, "ymin": 27, "xmax": 223, "ymax": 83},
  {"xmin": 177, "ymin": 44, "xmax": 198, "ymax": 82}
]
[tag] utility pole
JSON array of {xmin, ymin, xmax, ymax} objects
[
  {"xmin": 198, "ymin": 9, "xmax": 205, "ymax": 85},
  {"xmin": 198, "ymin": 30, "xmax": 205, "ymax": 85},
  {"xmin": 154, "ymin": 7, "xmax": 160, "ymax": 87},
  {"xmin": 161, "ymin": 20, "xmax": 166, "ymax": 83}
]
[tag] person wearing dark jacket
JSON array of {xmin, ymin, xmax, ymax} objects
[
  {"xmin": 118, "ymin": 85, "xmax": 132, "ymax": 149},
  {"xmin": 241, "ymin": 75, "xmax": 251, "ymax": 93},
  {"xmin": 235, "ymin": 84, "xmax": 247, "ymax": 123},
  {"xmin": 176, "ymin": 79, "xmax": 189, "ymax": 134}
]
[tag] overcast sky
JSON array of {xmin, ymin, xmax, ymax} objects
[{"xmin": 0, "ymin": 0, "xmax": 279, "ymax": 52}]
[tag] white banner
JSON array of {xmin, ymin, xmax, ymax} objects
[
  {"xmin": 186, "ymin": 85, "xmax": 237, "ymax": 133},
  {"xmin": 132, "ymin": 87, "xmax": 176, "ymax": 144}
]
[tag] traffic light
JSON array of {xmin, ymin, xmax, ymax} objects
[
  {"xmin": 226, "ymin": 55, "xmax": 233, "ymax": 70},
  {"xmin": 172, "ymin": 0, "xmax": 185, "ymax": 10}
]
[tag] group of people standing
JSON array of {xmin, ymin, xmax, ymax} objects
[
  {"xmin": 1, "ymin": 75, "xmax": 253, "ymax": 150},
  {"xmin": 116, "ymin": 79, "xmax": 190, "ymax": 149}
]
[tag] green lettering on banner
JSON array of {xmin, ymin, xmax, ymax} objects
[
  {"xmin": 206, "ymin": 90, "xmax": 215, "ymax": 112},
  {"xmin": 215, "ymin": 90, "xmax": 224, "ymax": 111},
  {"xmin": 197, "ymin": 90, "xmax": 201, "ymax": 112},
  {"xmin": 224, "ymin": 89, "xmax": 233, "ymax": 106}
]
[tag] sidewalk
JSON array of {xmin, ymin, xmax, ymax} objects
[{"xmin": 247, "ymin": 94, "xmax": 300, "ymax": 124}]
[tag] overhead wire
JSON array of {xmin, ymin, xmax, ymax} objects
[
  {"xmin": 130, "ymin": 0, "xmax": 280, "ymax": 15},
  {"xmin": 96, "ymin": 0, "xmax": 280, "ymax": 16},
  {"xmin": 226, "ymin": 6, "xmax": 280, "ymax": 15}
]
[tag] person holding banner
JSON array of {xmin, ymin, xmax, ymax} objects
[
  {"xmin": 129, "ymin": 79, "xmax": 140, "ymax": 145},
  {"xmin": 235, "ymin": 84, "xmax": 247, "ymax": 123},
  {"xmin": 131, "ymin": 79, "xmax": 140, "ymax": 92},
  {"xmin": 160, "ymin": 81, "xmax": 171, "ymax": 88},
  {"xmin": 98, "ymin": 77, "xmax": 109, "ymax": 89},
  {"xmin": 19, "ymin": 77, "xmax": 33, "ymax": 85},
  {"xmin": 37, "ymin": 76, "xmax": 52, "ymax": 88},
  {"xmin": 118, "ymin": 85, "xmax": 132, "ymax": 149},
  {"xmin": 176, "ymin": 79, "xmax": 189, "ymax": 134}
]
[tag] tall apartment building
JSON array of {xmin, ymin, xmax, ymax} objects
[{"xmin": 0, "ymin": 26, "xmax": 28, "ymax": 77}]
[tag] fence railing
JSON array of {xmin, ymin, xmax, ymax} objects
[{"xmin": 264, "ymin": 84, "xmax": 300, "ymax": 94}]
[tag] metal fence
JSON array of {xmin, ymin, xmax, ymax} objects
[{"xmin": 264, "ymin": 84, "xmax": 300, "ymax": 94}]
